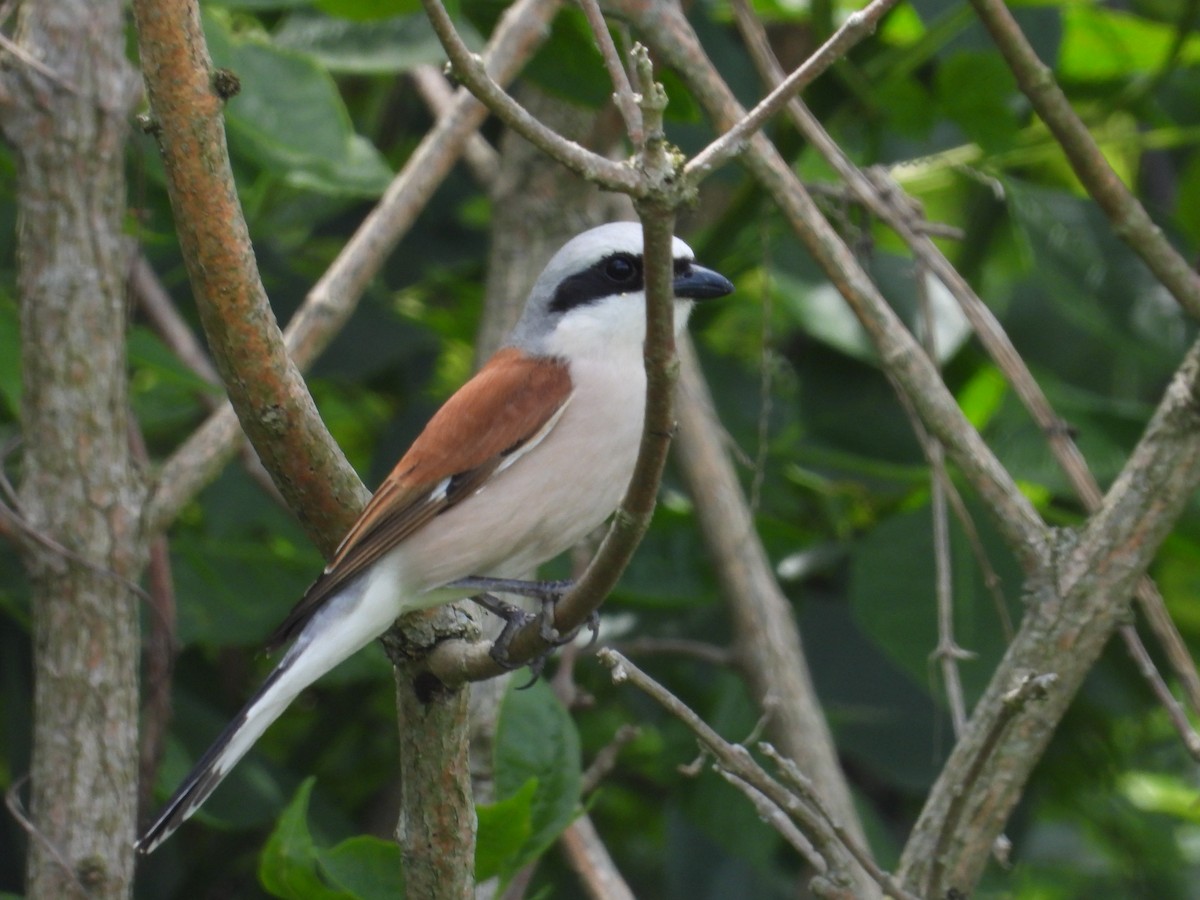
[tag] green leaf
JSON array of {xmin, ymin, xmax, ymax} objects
[
  {"xmin": 877, "ymin": 3, "xmax": 925, "ymax": 46},
  {"xmin": 259, "ymin": 778, "xmax": 355, "ymax": 900},
  {"xmin": 956, "ymin": 364, "xmax": 1008, "ymax": 432},
  {"xmin": 314, "ymin": 0, "xmax": 422, "ymax": 21},
  {"xmin": 523, "ymin": 9, "xmax": 610, "ymax": 109},
  {"xmin": 171, "ymin": 465, "xmax": 324, "ymax": 649},
  {"xmin": 849, "ymin": 503, "xmax": 1023, "ymax": 703},
  {"xmin": 475, "ymin": 778, "xmax": 537, "ymax": 882},
  {"xmin": 1119, "ymin": 772, "xmax": 1200, "ymax": 824},
  {"xmin": 934, "ymin": 51, "xmax": 1019, "ymax": 152},
  {"xmin": 772, "ymin": 254, "xmax": 969, "ymax": 366},
  {"xmin": 1002, "ymin": 178, "xmax": 1188, "ymax": 388},
  {"xmin": 0, "ymin": 295, "xmax": 20, "ymax": 419},
  {"xmin": 128, "ymin": 325, "xmax": 220, "ymax": 438},
  {"xmin": 283, "ymin": 135, "xmax": 397, "ymax": 199},
  {"xmin": 1059, "ymin": 5, "xmax": 1200, "ymax": 82},
  {"xmin": 321, "ymin": 835, "xmax": 405, "ymax": 899},
  {"xmin": 493, "ymin": 679, "xmax": 582, "ymax": 876},
  {"xmin": 203, "ymin": 9, "xmax": 392, "ymax": 198},
  {"xmin": 274, "ymin": 12, "xmax": 454, "ymax": 74}
]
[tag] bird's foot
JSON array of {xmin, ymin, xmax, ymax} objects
[
  {"xmin": 536, "ymin": 595, "xmax": 600, "ymax": 650},
  {"xmin": 458, "ymin": 577, "xmax": 598, "ymax": 687},
  {"xmin": 469, "ymin": 592, "xmax": 536, "ymax": 670}
]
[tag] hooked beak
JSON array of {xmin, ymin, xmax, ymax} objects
[{"xmin": 673, "ymin": 263, "xmax": 734, "ymax": 301}]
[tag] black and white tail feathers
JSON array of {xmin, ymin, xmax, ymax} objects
[
  {"xmin": 135, "ymin": 659, "xmax": 294, "ymax": 854},
  {"xmin": 137, "ymin": 577, "xmax": 387, "ymax": 854}
]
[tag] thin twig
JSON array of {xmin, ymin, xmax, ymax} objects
[
  {"xmin": 0, "ymin": 444, "xmax": 151, "ymax": 604},
  {"xmin": 749, "ymin": 222, "xmax": 774, "ymax": 514},
  {"xmin": 419, "ymin": 0, "xmax": 642, "ymax": 194},
  {"xmin": 606, "ymin": 637, "xmax": 736, "ymax": 668},
  {"xmin": 939, "ymin": 471, "xmax": 1015, "ymax": 641},
  {"xmin": 600, "ymin": 649, "xmax": 920, "ymax": 900},
  {"xmin": 914, "ymin": 259, "xmax": 972, "ymax": 736},
  {"xmin": 717, "ymin": 768, "xmax": 826, "ymax": 871},
  {"xmin": 581, "ymin": 724, "xmax": 640, "ymax": 794},
  {"xmin": 0, "ymin": 31, "xmax": 80, "ymax": 93},
  {"xmin": 574, "ymin": 0, "xmax": 642, "ymax": 143},
  {"xmin": 758, "ymin": 743, "xmax": 912, "ymax": 900},
  {"xmin": 1119, "ymin": 623, "xmax": 1200, "ymax": 760},
  {"xmin": 673, "ymin": 335, "xmax": 877, "ymax": 881},
  {"xmin": 969, "ymin": 0, "xmax": 1200, "ymax": 323},
  {"xmin": 5, "ymin": 775, "xmax": 90, "ymax": 897},
  {"xmin": 409, "ymin": 64, "xmax": 500, "ymax": 185},
  {"xmin": 733, "ymin": 0, "xmax": 1200, "ymax": 725},
  {"xmin": 684, "ymin": 0, "xmax": 903, "ymax": 181}
]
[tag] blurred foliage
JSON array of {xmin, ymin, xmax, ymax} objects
[{"xmin": 3, "ymin": 0, "xmax": 1200, "ymax": 896}]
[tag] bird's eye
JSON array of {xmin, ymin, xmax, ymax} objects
[{"xmin": 604, "ymin": 255, "xmax": 638, "ymax": 283}]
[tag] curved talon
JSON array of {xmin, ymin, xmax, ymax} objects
[
  {"xmin": 515, "ymin": 656, "xmax": 546, "ymax": 690},
  {"xmin": 472, "ymin": 593, "xmax": 536, "ymax": 670},
  {"xmin": 538, "ymin": 601, "xmax": 601, "ymax": 648},
  {"xmin": 582, "ymin": 610, "xmax": 600, "ymax": 648}
]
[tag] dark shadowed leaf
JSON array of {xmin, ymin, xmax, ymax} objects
[
  {"xmin": 493, "ymin": 679, "xmax": 581, "ymax": 877},
  {"xmin": 475, "ymin": 778, "xmax": 536, "ymax": 881}
]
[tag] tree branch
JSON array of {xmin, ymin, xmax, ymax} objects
[
  {"xmin": 683, "ymin": 0, "xmax": 902, "ymax": 181},
  {"xmin": 729, "ymin": 0, "xmax": 1200, "ymax": 726},
  {"xmin": 621, "ymin": 0, "xmax": 1049, "ymax": 573},
  {"xmin": 598, "ymin": 650, "xmax": 919, "ymax": 900},
  {"xmin": 131, "ymin": 0, "xmax": 364, "ymax": 555},
  {"xmin": 969, "ymin": 0, "xmax": 1200, "ymax": 323},
  {"xmin": 673, "ymin": 337, "xmax": 877, "ymax": 887},
  {"xmin": 410, "ymin": 65, "xmax": 500, "ymax": 186},
  {"xmin": 419, "ymin": 0, "xmax": 642, "ymax": 194},
  {"xmin": 899, "ymin": 335, "xmax": 1200, "ymax": 894},
  {"xmin": 2, "ymin": 1, "xmax": 144, "ymax": 894}
]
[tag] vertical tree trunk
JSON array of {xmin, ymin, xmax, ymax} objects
[{"xmin": 1, "ymin": 1, "xmax": 143, "ymax": 897}]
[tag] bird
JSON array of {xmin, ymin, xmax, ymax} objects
[{"xmin": 135, "ymin": 221, "xmax": 734, "ymax": 854}]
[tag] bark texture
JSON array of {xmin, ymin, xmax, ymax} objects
[
  {"xmin": 385, "ymin": 615, "xmax": 479, "ymax": 900},
  {"xmin": 0, "ymin": 0, "xmax": 143, "ymax": 897}
]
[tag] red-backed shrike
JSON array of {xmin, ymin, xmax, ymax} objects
[{"xmin": 136, "ymin": 221, "xmax": 733, "ymax": 854}]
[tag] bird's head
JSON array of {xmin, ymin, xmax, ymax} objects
[{"xmin": 508, "ymin": 222, "xmax": 734, "ymax": 360}]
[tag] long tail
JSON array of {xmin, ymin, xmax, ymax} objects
[{"xmin": 137, "ymin": 575, "xmax": 391, "ymax": 854}]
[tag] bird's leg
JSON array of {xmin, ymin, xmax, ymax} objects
[
  {"xmin": 451, "ymin": 575, "xmax": 599, "ymax": 648},
  {"xmin": 449, "ymin": 575, "xmax": 574, "ymax": 603},
  {"xmin": 458, "ymin": 577, "xmax": 599, "ymax": 685}
]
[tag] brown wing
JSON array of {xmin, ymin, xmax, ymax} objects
[{"xmin": 264, "ymin": 348, "xmax": 573, "ymax": 652}]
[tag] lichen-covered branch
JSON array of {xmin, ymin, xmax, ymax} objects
[{"xmin": 131, "ymin": 0, "xmax": 365, "ymax": 555}]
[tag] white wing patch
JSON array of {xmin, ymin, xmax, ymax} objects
[{"xmin": 496, "ymin": 394, "xmax": 573, "ymax": 476}]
